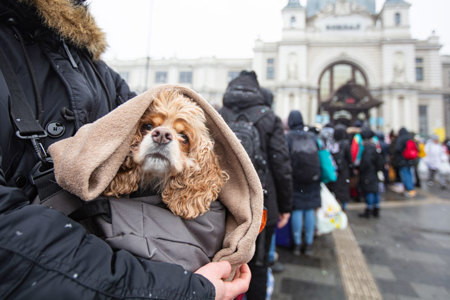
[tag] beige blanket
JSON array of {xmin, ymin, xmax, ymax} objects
[{"xmin": 48, "ymin": 84, "xmax": 263, "ymax": 272}]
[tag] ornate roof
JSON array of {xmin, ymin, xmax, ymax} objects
[
  {"xmin": 321, "ymin": 82, "xmax": 382, "ymax": 112},
  {"xmin": 306, "ymin": 0, "xmax": 376, "ymax": 17},
  {"xmin": 283, "ymin": 0, "xmax": 303, "ymax": 10},
  {"xmin": 384, "ymin": 0, "xmax": 410, "ymax": 6}
]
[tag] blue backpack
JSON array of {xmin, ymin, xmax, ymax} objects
[{"xmin": 317, "ymin": 139, "xmax": 337, "ymax": 183}]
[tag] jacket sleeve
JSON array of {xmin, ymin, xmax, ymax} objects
[
  {"xmin": 0, "ymin": 151, "xmax": 214, "ymax": 300},
  {"xmin": 345, "ymin": 142, "xmax": 353, "ymax": 171},
  {"xmin": 94, "ymin": 59, "xmax": 137, "ymax": 107},
  {"xmin": 108, "ymin": 64, "xmax": 137, "ymax": 105},
  {"xmin": 267, "ymin": 116, "xmax": 293, "ymax": 214}
]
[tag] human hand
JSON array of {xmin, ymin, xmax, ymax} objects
[
  {"xmin": 195, "ymin": 261, "xmax": 251, "ymax": 300},
  {"xmin": 277, "ymin": 213, "xmax": 291, "ymax": 228}
]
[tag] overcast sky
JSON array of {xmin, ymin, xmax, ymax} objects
[{"xmin": 88, "ymin": 0, "xmax": 450, "ymax": 60}]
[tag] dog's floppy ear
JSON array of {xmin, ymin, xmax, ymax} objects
[
  {"xmin": 162, "ymin": 139, "xmax": 228, "ymax": 219},
  {"xmin": 103, "ymin": 155, "xmax": 142, "ymax": 197}
]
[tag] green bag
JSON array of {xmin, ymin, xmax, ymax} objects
[{"xmin": 317, "ymin": 139, "xmax": 337, "ymax": 183}]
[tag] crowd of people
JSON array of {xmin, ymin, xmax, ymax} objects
[
  {"xmin": 2, "ymin": 1, "xmax": 449, "ymax": 300},
  {"xmin": 219, "ymin": 70, "xmax": 450, "ymax": 300}
]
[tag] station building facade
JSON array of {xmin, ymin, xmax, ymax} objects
[{"xmin": 108, "ymin": 0, "xmax": 447, "ymax": 136}]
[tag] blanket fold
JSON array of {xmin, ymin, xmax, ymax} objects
[{"xmin": 48, "ymin": 84, "xmax": 263, "ymax": 271}]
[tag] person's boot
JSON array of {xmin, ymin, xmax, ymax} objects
[
  {"xmin": 373, "ymin": 207, "xmax": 379, "ymax": 218},
  {"xmin": 270, "ymin": 261, "xmax": 285, "ymax": 273},
  {"xmin": 293, "ymin": 244, "xmax": 301, "ymax": 256},
  {"xmin": 303, "ymin": 244, "xmax": 314, "ymax": 256},
  {"xmin": 358, "ymin": 208, "xmax": 371, "ymax": 218}
]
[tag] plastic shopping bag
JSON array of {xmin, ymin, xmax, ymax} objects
[
  {"xmin": 438, "ymin": 156, "xmax": 450, "ymax": 176},
  {"xmin": 316, "ymin": 183, "xmax": 348, "ymax": 235},
  {"xmin": 417, "ymin": 159, "xmax": 429, "ymax": 180}
]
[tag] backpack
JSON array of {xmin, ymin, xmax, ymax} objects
[
  {"xmin": 332, "ymin": 140, "xmax": 348, "ymax": 173},
  {"xmin": 402, "ymin": 139, "xmax": 418, "ymax": 160},
  {"xmin": 351, "ymin": 133, "xmax": 363, "ymax": 166},
  {"xmin": 318, "ymin": 139, "xmax": 337, "ymax": 183},
  {"xmin": 228, "ymin": 106, "xmax": 270, "ymax": 186},
  {"xmin": 287, "ymin": 131, "xmax": 321, "ymax": 184}
]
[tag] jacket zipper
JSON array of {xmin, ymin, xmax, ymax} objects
[{"xmin": 61, "ymin": 38, "xmax": 78, "ymax": 69}]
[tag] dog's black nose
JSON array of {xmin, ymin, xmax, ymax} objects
[{"xmin": 152, "ymin": 127, "xmax": 173, "ymax": 144}]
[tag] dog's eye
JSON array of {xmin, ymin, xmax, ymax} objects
[
  {"xmin": 180, "ymin": 133, "xmax": 189, "ymax": 144},
  {"xmin": 141, "ymin": 123, "xmax": 153, "ymax": 131}
]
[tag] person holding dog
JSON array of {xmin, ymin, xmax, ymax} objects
[{"xmin": 0, "ymin": 0, "xmax": 250, "ymax": 299}]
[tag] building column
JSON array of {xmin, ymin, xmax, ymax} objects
[
  {"xmin": 403, "ymin": 96, "xmax": 412, "ymax": 130},
  {"xmin": 381, "ymin": 94, "xmax": 390, "ymax": 133},
  {"xmin": 391, "ymin": 96, "xmax": 399, "ymax": 131},
  {"xmin": 369, "ymin": 107, "xmax": 378, "ymax": 130},
  {"xmin": 283, "ymin": 91, "xmax": 290, "ymax": 118},
  {"xmin": 299, "ymin": 93, "xmax": 308, "ymax": 124},
  {"xmin": 311, "ymin": 96, "xmax": 318, "ymax": 125},
  {"xmin": 410, "ymin": 94, "xmax": 419, "ymax": 133}
]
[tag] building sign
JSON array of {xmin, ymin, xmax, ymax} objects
[
  {"xmin": 326, "ymin": 24, "xmax": 361, "ymax": 30},
  {"xmin": 334, "ymin": 110, "xmax": 352, "ymax": 120}
]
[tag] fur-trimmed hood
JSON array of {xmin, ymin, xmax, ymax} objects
[
  {"xmin": 12, "ymin": 0, "xmax": 106, "ymax": 59},
  {"xmin": 48, "ymin": 85, "xmax": 264, "ymax": 273}
]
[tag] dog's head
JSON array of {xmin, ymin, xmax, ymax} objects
[{"xmin": 103, "ymin": 90, "xmax": 228, "ymax": 219}]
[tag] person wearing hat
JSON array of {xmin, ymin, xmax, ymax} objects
[{"xmin": 358, "ymin": 127, "xmax": 385, "ymax": 218}]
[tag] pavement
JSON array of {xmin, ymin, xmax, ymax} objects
[{"xmin": 270, "ymin": 186, "xmax": 450, "ymax": 300}]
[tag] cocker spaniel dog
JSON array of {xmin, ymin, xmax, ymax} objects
[{"xmin": 103, "ymin": 90, "xmax": 229, "ymax": 219}]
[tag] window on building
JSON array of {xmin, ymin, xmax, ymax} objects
[
  {"xmin": 179, "ymin": 71, "xmax": 193, "ymax": 84},
  {"xmin": 416, "ymin": 67, "xmax": 424, "ymax": 81},
  {"xmin": 419, "ymin": 105, "xmax": 428, "ymax": 137},
  {"xmin": 227, "ymin": 71, "xmax": 240, "ymax": 82},
  {"xmin": 266, "ymin": 58, "xmax": 275, "ymax": 80},
  {"xmin": 320, "ymin": 70, "xmax": 331, "ymax": 99},
  {"xmin": 448, "ymin": 70, "xmax": 450, "ymax": 87},
  {"xmin": 334, "ymin": 64, "xmax": 352, "ymax": 89},
  {"xmin": 290, "ymin": 16, "xmax": 296, "ymax": 28},
  {"xmin": 318, "ymin": 62, "xmax": 368, "ymax": 101},
  {"xmin": 155, "ymin": 71, "xmax": 167, "ymax": 83},
  {"xmin": 394, "ymin": 12, "xmax": 401, "ymax": 26},
  {"xmin": 416, "ymin": 57, "xmax": 424, "ymax": 81}
]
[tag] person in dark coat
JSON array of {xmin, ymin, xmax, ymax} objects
[
  {"xmin": 219, "ymin": 71, "xmax": 293, "ymax": 300},
  {"xmin": 375, "ymin": 131, "xmax": 389, "ymax": 191},
  {"xmin": 394, "ymin": 127, "xmax": 417, "ymax": 197},
  {"xmin": 286, "ymin": 110, "xmax": 321, "ymax": 256},
  {"xmin": 358, "ymin": 128, "xmax": 384, "ymax": 218},
  {"xmin": 261, "ymin": 87, "xmax": 288, "ymax": 274},
  {"xmin": 327, "ymin": 124, "xmax": 353, "ymax": 211},
  {"xmin": 0, "ymin": 1, "xmax": 250, "ymax": 299}
]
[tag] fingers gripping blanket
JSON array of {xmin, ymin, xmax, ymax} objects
[{"xmin": 48, "ymin": 85, "xmax": 264, "ymax": 274}]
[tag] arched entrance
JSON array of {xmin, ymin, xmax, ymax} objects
[{"xmin": 317, "ymin": 61, "xmax": 381, "ymax": 125}]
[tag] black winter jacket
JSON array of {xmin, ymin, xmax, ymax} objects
[
  {"xmin": 0, "ymin": 1, "xmax": 214, "ymax": 299},
  {"xmin": 327, "ymin": 125, "xmax": 352, "ymax": 204},
  {"xmin": 219, "ymin": 71, "xmax": 293, "ymax": 227},
  {"xmin": 286, "ymin": 110, "xmax": 321, "ymax": 210},
  {"xmin": 394, "ymin": 127, "xmax": 415, "ymax": 168},
  {"xmin": 359, "ymin": 141, "xmax": 384, "ymax": 194}
]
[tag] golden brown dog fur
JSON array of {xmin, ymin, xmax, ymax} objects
[{"xmin": 103, "ymin": 90, "xmax": 229, "ymax": 219}]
